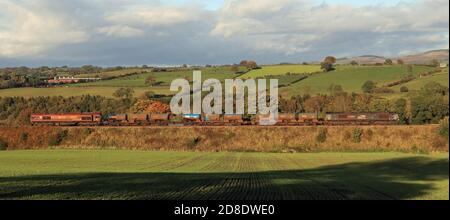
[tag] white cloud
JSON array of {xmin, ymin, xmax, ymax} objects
[
  {"xmin": 251, "ymin": 34, "xmax": 320, "ymax": 55},
  {"xmin": 98, "ymin": 25, "xmax": 144, "ymax": 38},
  {"xmin": 221, "ymin": 0, "xmax": 299, "ymax": 17},
  {"xmin": 0, "ymin": 0, "xmax": 89, "ymax": 57},
  {"xmin": 105, "ymin": 6, "xmax": 206, "ymax": 27},
  {"xmin": 211, "ymin": 0, "xmax": 303, "ymax": 37},
  {"xmin": 210, "ymin": 18, "xmax": 267, "ymax": 38}
]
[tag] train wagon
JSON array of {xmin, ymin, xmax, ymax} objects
[
  {"xmin": 182, "ymin": 114, "xmax": 202, "ymax": 125},
  {"xmin": 277, "ymin": 113, "xmax": 298, "ymax": 125},
  {"xmin": 204, "ymin": 114, "xmax": 222, "ymax": 125},
  {"xmin": 255, "ymin": 114, "xmax": 272, "ymax": 125},
  {"xmin": 107, "ymin": 114, "xmax": 128, "ymax": 126},
  {"xmin": 30, "ymin": 112, "xmax": 102, "ymax": 126},
  {"xmin": 150, "ymin": 114, "xmax": 171, "ymax": 125},
  {"xmin": 298, "ymin": 113, "xmax": 321, "ymax": 125},
  {"xmin": 223, "ymin": 114, "xmax": 244, "ymax": 125},
  {"xmin": 255, "ymin": 114, "xmax": 284, "ymax": 125},
  {"xmin": 127, "ymin": 114, "xmax": 149, "ymax": 125}
]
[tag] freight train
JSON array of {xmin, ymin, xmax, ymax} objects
[{"xmin": 30, "ymin": 112, "xmax": 399, "ymax": 126}]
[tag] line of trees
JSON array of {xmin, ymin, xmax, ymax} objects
[{"xmin": 0, "ymin": 73, "xmax": 47, "ymax": 89}]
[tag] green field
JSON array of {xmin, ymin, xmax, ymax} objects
[
  {"xmin": 240, "ymin": 65, "xmax": 321, "ymax": 79},
  {"xmin": 392, "ymin": 69, "xmax": 449, "ymax": 91},
  {"xmin": 270, "ymin": 74, "xmax": 308, "ymax": 87},
  {"xmin": 0, "ymin": 150, "xmax": 447, "ymax": 200},
  {"xmin": 281, "ymin": 65, "xmax": 437, "ymax": 96},
  {"xmin": 0, "ymin": 86, "xmax": 174, "ymax": 98},
  {"xmin": 380, "ymin": 68, "xmax": 449, "ymax": 99},
  {"xmin": 72, "ymin": 66, "xmax": 246, "ymax": 87},
  {"xmin": 76, "ymin": 68, "xmax": 151, "ymax": 79}
]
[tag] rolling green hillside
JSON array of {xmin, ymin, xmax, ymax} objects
[
  {"xmin": 392, "ymin": 68, "xmax": 449, "ymax": 91},
  {"xmin": 379, "ymin": 67, "xmax": 449, "ymax": 100},
  {"xmin": 281, "ymin": 65, "xmax": 437, "ymax": 96}
]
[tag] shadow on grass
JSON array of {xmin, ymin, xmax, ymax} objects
[{"xmin": 0, "ymin": 157, "xmax": 448, "ymax": 200}]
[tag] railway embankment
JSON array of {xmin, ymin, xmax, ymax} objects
[{"xmin": 0, "ymin": 125, "xmax": 447, "ymax": 153}]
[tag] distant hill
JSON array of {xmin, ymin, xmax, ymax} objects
[
  {"xmin": 336, "ymin": 55, "xmax": 387, "ymax": 65},
  {"xmin": 334, "ymin": 49, "xmax": 449, "ymax": 65},
  {"xmin": 397, "ymin": 49, "xmax": 449, "ymax": 64}
]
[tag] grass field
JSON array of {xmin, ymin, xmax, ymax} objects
[
  {"xmin": 392, "ymin": 68, "xmax": 449, "ymax": 91},
  {"xmin": 0, "ymin": 150, "xmax": 447, "ymax": 200},
  {"xmin": 240, "ymin": 65, "xmax": 321, "ymax": 79},
  {"xmin": 270, "ymin": 74, "xmax": 308, "ymax": 87},
  {"xmin": 72, "ymin": 66, "xmax": 246, "ymax": 87},
  {"xmin": 380, "ymin": 68, "xmax": 449, "ymax": 99},
  {"xmin": 0, "ymin": 86, "xmax": 174, "ymax": 98},
  {"xmin": 76, "ymin": 68, "xmax": 151, "ymax": 79},
  {"xmin": 281, "ymin": 65, "xmax": 437, "ymax": 96}
]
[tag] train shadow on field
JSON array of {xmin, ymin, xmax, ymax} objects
[{"xmin": 0, "ymin": 157, "xmax": 448, "ymax": 200}]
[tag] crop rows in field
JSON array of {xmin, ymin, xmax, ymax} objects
[{"xmin": 0, "ymin": 151, "xmax": 447, "ymax": 200}]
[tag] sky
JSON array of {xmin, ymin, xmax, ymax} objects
[{"xmin": 0, "ymin": 0, "xmax": 448, "ymax": 67}]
